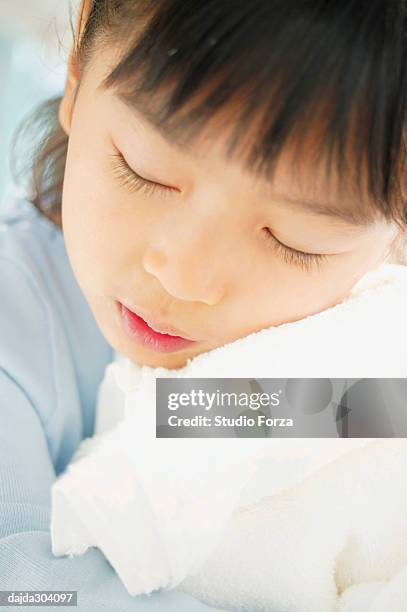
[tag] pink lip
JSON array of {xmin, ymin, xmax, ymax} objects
[
  {"xmin": 131, "ymin": 305, "xmax": 194, "ymax": 338},
  {"xmin": 117, "ymin": 302, "xmax": 197, "ymax": 353}
]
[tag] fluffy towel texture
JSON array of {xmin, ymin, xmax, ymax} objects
[{"xmin": 51, "ymin": 264, "xmax": 407, "ymax": 612}]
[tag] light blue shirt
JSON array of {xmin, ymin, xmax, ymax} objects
[{"xmin": 0, "ymin": 191, "xmax": 226, "ymax": 612}]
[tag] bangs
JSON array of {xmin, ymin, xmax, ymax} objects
[{"xmin": 97, "ymin": 0, "xmax": 407, "ymax": 226}]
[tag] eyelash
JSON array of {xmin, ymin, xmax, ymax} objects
[
  {"xmin": 109, "ymin": 151, "xmax": 329, "ymax": 272},
  {"xmin": 108, "ymin": 152, "xmax": 177, "ymax": 197},
  {"xmin": 262, "ymin": 229, "xmax": 328, "ymax": 271}
]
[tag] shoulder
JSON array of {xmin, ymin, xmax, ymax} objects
[
  {"xmin": 0, "ymin": 194, "xmax": 72, "ymax": 428},
  {"xmin": 0, "ymin": 191, "xmax": 114, "ymax": 435}
]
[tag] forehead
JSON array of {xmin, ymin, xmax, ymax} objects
[{"xmin": 88, "ymin": 46, "xmax": 378, "ymax": 228}]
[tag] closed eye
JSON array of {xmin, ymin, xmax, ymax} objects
[
  {"xmin": 262, "ymin": 228, "xmax": 329, "ymax": 271},
  {"xmin": 108, "ymin": 151, "xmax": 179, "ymax": 197}
]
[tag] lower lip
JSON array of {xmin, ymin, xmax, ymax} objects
[{"xmin": 117, "ymin": 302, "xmax": 197, "ymax": 353}]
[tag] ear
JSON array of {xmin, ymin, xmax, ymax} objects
[{"xmin": 59, "ymin": 0, "xmax": 94, "ymax": 135}]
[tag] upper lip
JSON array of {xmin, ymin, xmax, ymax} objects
[{"xmin": 120, "ymin": 302, "xmax": 197, "ymax": 341}]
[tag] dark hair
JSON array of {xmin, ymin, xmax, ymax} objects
[{"xmin": 10, "ymin": 0, "xmax": 407, "ymax": 260}]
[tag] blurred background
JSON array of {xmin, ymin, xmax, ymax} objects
[{"xmin": 0, "ymin": 0, "xmax": 73, "ymax": 206}]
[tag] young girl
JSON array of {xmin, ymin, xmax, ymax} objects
[{"xmin": 2, "ymin": 0, "xmax": 407, "ymax": 610}]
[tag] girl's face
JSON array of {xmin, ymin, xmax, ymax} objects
[{"xmin": 60, "ymin": 45, "xmax": 398, "ymax": 369}]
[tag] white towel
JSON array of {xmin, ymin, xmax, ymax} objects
[{"xmin": 50, "ymin": 263, "xmax": 407, "ymax": 611}]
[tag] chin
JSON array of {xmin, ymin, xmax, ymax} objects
[{"xmin": 127, "ymin": 346, "xmax": 193, "ymax": 370}]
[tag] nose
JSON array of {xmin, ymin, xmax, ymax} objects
[{"xmin": 141, "ymin": 205, "xmax": 231, "ymax": 304}]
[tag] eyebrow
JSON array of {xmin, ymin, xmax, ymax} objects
[{"xmin": 114, "ymin": 91, "xmax": 377, "ymax": 229}]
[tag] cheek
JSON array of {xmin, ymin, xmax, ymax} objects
[
  {"xmin": 60, "ymin": 146, "xmax": 110, "ymax": 288},
  {"xmin": 241, "ymin": 244, "xmax": 382, "ymax": 330},
  {"xmin": 295, "ymin": 243, "xmax": 386, "ymax": 310},
  {"xmin": 61, "ymin": 143, "xmax": 156, "ymax": 297}
]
